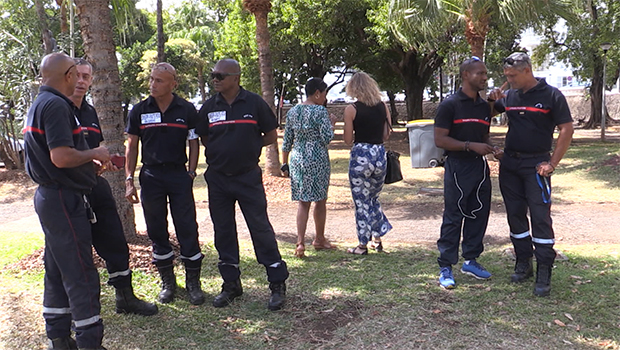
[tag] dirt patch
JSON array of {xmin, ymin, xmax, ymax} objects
[
  {"xmin": 290, "ymin": 299, "xmax": 363, "ymax": 344},
  {"xmin": 4, "ymin": 232, "xmax": 181, "ymax": 273},
  {"xmin": 600, "ymin": 154, "xmax": 620, "ymax": 167}
]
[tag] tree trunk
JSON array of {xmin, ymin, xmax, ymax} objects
[
  {"xmin": 198, "ymin": 65, "xmax": 206, "ymax": 103},
  {"xmin": 75, "ymin": 0, "xmax": 136, "ymax": 238},
  {"xmin": 34, "ymin": 0, "xmax": 54, "ymax": 54},
  {"xmin": 251, "ymin": 7, "xmax": 281, "ymax": 176},
  {"xmin": 156, "ymin": 0, "xmax": 165, "ymax": 63},
  {"xmin": 586, "ymin": 55, "xmax": 604, "ymax": 129},
  {"xmin": 394, "ymin": 49, "xmax": 443, "ymax": 120},
  {"xmin": 386, "ymin": 90, "xmax": 399, "ymax": 125}
]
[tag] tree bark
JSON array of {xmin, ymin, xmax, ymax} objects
[
  {"xmin": 34, "ymin": 0, "xmax": 54, "ymax": 54},
  {"xmin": 156, "ymin": 0, "xmax": 165, "ymax": 63},
  {"xmin": 75, "ymin": 0, "xmax": 136, "ymax": 238},
  {"xmin": 386, "ymin": 90, "xmax": 399, "ymax": 125},
  {"xmin": 394, "ymin": 49, "xmax": 443, "ymax": 120},
  {"xmin": 247, "ymin": 4, "xmax": 281, "ymax": 176}
]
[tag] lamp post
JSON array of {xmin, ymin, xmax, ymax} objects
[{"xmin": 600, "ymin": 42, "xmax": 612, "ymax": 141}]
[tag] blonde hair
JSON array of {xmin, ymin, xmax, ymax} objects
[{"xmin": 345, "ymin": 72, "xmax": 382, "ymax": 106}]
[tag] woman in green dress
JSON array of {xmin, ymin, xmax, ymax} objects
[{"xmin": 282, "ymin": 78, "xmax": 336, "ymax": 258}]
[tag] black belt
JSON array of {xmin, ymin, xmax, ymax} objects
[
  {"xmin": 143, "ymin": 163, "xmax": 185, "ymax": 169},
  {"xmin": 214, "ymin": 165, "xmax": 258, "ymax": 177},
  {"xmin": 505, "ymin": 150, "xmax": 549, "ymax": 159},
  {"xmin": 39, "ymin": 183, "xmax": 91, "ymax": 195}
]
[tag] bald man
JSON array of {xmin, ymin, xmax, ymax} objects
[
  {"xmin": 125, "ymin": 62, "xmax": 204, "ymax": 306},
  {"xmin": 196, "ymin": 58, "xmax": 288, "ymax": 311},
  {"xmin": 24, "ymin": 52, "xmax": 109, "ymax": 349}
]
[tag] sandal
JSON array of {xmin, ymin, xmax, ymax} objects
[
  {"xmin": 346, "ymin": 245, "xmax": 368, "ymax": 255},
  {"xmin": 312, "ymin": 240, "xmax": 336, "ymax": 250},
  {"xmin": 294, "ymin": 243, "xmax": 305, "ymax": 258},
  {"xmin": 369, "ymin": 240, "xmax": 383, "ymax": 253}
]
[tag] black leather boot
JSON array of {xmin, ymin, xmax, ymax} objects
[
  {"xmin": 213, "ymin": 279, "xmax": 243, "ymax": 307},
  {"xmin": 156, "ymin": 265, "xmax": 177, "ymax": 303},
  {"xmin": 185, "ymin": 266, "xmax": 205, "ymax": 305},
  {"xmin": 510, "ymin": 257, "xmax": 533, "ymax": 283},
  {"xmin": 115, "ymin": 286, "xmax": 158, "ymax": 316},
  {"xmin": 48, "ymin": 337, "xmax": 77, "ymax": 349},
  {"xmin": 534, "ymin": 264, "xmax": 552, "ymax": 297},
  {"xmin": 267, "ymin": 282, "xmax": 286, "ymax": 311}
]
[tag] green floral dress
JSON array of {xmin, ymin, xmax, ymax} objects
[{"xmin": 282, "ymin": 104, "xmax": 334, "ymax": 202}]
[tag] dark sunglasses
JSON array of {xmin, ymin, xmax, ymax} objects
[
  {"xmin": 211, "ymin": 71, "xmax": 241, "ymax": 81},
  {"xmin": 503, "ymin": 57, "xmax": 526, "ymax": 66},
  {"xmin": 64, "ymin": 64, "xmax": 76, "ymax": 76}
]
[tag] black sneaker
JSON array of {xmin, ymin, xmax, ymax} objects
[
  {"xmin": 213, "ymin": 280, "xmax": 243, "ymax": 308},
  {"xmin": 267, "ymin": 282, "xmax": 286, "ymax": 311}
]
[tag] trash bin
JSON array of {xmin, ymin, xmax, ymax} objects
[{"xmin": 406, "ymin": 119, "xmax": 444, "ymax": 168}]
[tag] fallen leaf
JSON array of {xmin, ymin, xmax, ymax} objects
[
  {"xmin": 570, "ymin": 275, "xmax": 583, "ymax": 279},
  {"xmin": 554, "ymin": 319, "xmax": 566, "ymax": 327},
  {"xmin": 565, "ymin": 313, "xmax": 574, "ymax": 321},
  {"xmin": 563, "ymin": 340, "xmax": 573, "ymax": 345},
  {"xmin": 432, "ymin": 309, "xmax": 442, "ymax": 314}
]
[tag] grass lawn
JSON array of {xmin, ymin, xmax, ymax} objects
[
  {"xmin": 1, "ymin": 241, "xmax": 619, "ymax": 349},
  {"xmin": 0, "ymin": 129, "xmax": 618, "ymax": 349}
]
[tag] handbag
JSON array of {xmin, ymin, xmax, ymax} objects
[{"xmin": 385, "ymin": 150, "xmax": 403, "ymax": 184}]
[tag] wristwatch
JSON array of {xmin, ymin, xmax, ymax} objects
[{"xmin": 125, "ymin": 175, "xmax": 133, "ymax": 181}]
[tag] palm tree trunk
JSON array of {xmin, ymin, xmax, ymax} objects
[
  {"xmin": 34, "ymin": 0, "xmax": 54, "ymax": 54},
  {"xmin": 245, "ymin": 1, "xmax": 281, "ymax": 176},
  {"xmin": 157, "ymin": 0, "xmax": 165, "ymax": 63},
  {"xmin": 74, "ymin": 0, "xmax": 137, "ymax": 238}
]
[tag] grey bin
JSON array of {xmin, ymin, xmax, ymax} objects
[{"xmin": 406, "ymin": 119, "xmax": 445, "ymax": 168}]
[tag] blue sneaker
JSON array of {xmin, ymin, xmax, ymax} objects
[
  {"xmin": 461, "ymin": 260, "xmax": 491, "ymax": 280},
  {"xmin": 439, "ymin": 267, "xmax": 456, "ymax": 289}
]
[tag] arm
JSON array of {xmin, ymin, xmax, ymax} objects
[
  {"xmin": 124, "ymin": 134, "xmax": 140, "ymax": 203},
  {"xmin": 263, "ymin": 129, "xmax": 277, "ymax": 146},
  {"xmin": 434, "ymin": 127, "xmax": 494, "ymax": 155},
  {"xmin": 383, "ymin": 103, "xmax": 392, "ymax": 142},
  {"xmin": 343, "ymin": 104, "xmax": 356, "ymax": 146},
  {"xmin": 538, "ymin": 121, "xmax": 574, "ymax": 177},
  {"xmin": 50, "ymin": 145, "xmax": 110, "ymax": 168},
  {"xmin": 187, "ymin": 138, "xmax": 199, "ymax": 176}
]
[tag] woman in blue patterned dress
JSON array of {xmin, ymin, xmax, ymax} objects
[
  {"xmin": 282, "ymin": 78, "xmax": 336, "ymax": 258},
  {"xmin": 343, "ymin": 72, "xmax": 393, "ymax": 255}
]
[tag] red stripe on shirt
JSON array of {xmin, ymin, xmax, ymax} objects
[
  {"xmin": 23, "ymin": 126, "xmax": 45, "ymax": 135},
  {"xmin": 210, "ymin": 119, "xmax": 258, "ymax": 126},
  {"xmin": 453, "ymin": 119, "xmax": 490, "ymax": 126},
  {"xmin": 139, "ymin": 123, "xmax": 188, "ymax": 130},
  {"xmin": 81, "ymin": 127, "xmax": 101, "ymax": 134},
  {"xmin": 505, "ymin": 106, "xmax": 551, "ymax": 114}
]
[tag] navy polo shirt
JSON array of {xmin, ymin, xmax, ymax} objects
[
  {"xmin": 24, "ymin": 86, "xmax": 96, "ymax": 191},
  {"xmin": 76, "ymin": 99, "xmax": 103, "ymax": 149},
  {"xmin": 495, "ymin": 78, "xmax": 573, "ymax": 154},
  {"xmin": 126, "ymin": 94, "xmax": 199, "ymax": 165},
  {"xmin": 434, "ymin": 88, "xmax": 491, "ymax": 158},
  {"xmin": 196, "ymin": 87, "xmax": 277, "ymax": 175}
]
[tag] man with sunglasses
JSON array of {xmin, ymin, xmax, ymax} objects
[
  {"xmin": 125, "ymin": 62, "xmax": 205, "ymax": 306},
  {"xmin": 196, "ymin": 58, "xmax": 289, "ymax": 311},
  {"xmin": 488, "ymin": 52, "xmax": 574, "ymax": 297},
  {"xmin": 69, "ymin": 58, "xmax": 158, "ymax": 317},
  {"xmin": 434, "ymin": 56, "xmax": 499, "ymax": 290},
  {"xmin": 24, "ymin": 52, "xmax": 110, "ymax": 349}
]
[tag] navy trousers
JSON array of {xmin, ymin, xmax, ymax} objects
[
  {"xmin": 88, "ymin": 176, "xmax": 131, "ymax": 288},
  {"xmin": 437, "ymin": 156, "xmax": 491, "ymax": 267},
  {"xmin": 35, "ymin": 186, "xmax": 103, "ymax": 348},
  {"xmin": 499, "ymin": 152, "xmax": 556, "ymax": 265},
  {"xmin": 205, "ymin": 166, "xmax": 289, "ymax": 283},
  {"xmin": 139, "ymin": 165, "xmax": 203, "ymax": 268}
]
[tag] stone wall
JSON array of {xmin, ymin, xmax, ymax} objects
[{"xmin": 281, "ymin": 92, "xmax": 620, "ymax": 123}]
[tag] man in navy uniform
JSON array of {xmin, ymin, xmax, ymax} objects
[
  {"xmin": 125, "ymin": 62, "xmax": 205, "ymax": 305},
  {"xmin": 434, "ymin": 57, "xmax": 499, "ymax": 289},
  {"xmin": 24, "ymin": 52, "xmax": 109, "ymax": 350},
  {"xmin": 196, "ymin": 58, "xmax": 289, "ymax": 311},
  {"xmin": 68, "ymin": 58, "xmax": 158, "ymax": 316},
  {"xmin": 488, "ymin": 52, "xmax": 574, "ymax": 296}
]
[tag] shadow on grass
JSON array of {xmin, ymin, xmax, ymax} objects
[{"xmin": 2, "ymin": 242, "xmax": 618, "ymax": 350}]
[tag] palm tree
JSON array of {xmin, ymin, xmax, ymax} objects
[
  {"xmin": 156, "ymin": 0, "xmax": 165, "ymax": 62},
  {"xmin": 74, "ymin": 0, "xmax": 136, "ymax": 237},
  {"xmin": 34, "ymin": 0, "xmax": 54, "ymax": 54},
  {"xmin": 394, "ymin": 0, "xmax": 573, "ymax": 58},
  {"xmin": 242, "ymin": 0, "xmax": 280, "ymax": 176}
]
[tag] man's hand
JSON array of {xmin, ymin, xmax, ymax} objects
[
  {"xmin": 91, "ymin": 146, "xmax": 111, "ymax": 163},
  {"xmin": 469, "ymin": 142, "xmax": 495, "ymax": 155},
  {"xmin": 125, "ymin": 180, "xmax": 140, "ymax": 203},
  {"xmin": 537, "ymin": 161, "xmax": 555, "ymax": 177},
  {"xmin": 492, "ymin": 146, "xmax": 504, "ymax": 160},
  {"xmin": 487, "ymin": 82, "xmax": 508, "ymax": 102}
]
